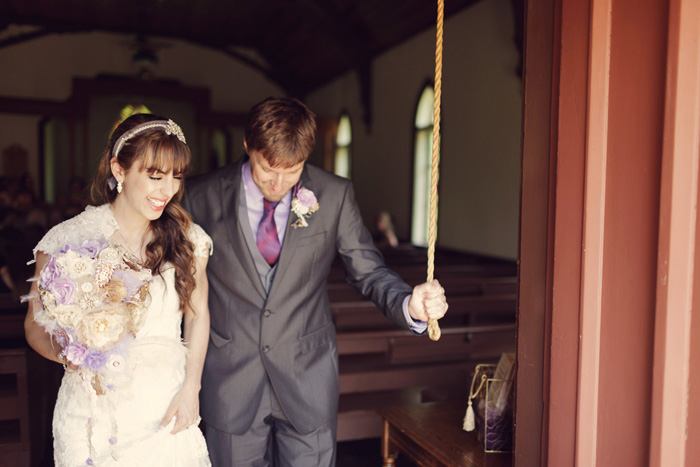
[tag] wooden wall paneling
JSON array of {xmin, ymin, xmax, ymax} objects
[
  {"xmin": 651, "ymin": 0, "xmax": 700, "ymax": 465},
  {"xmin": 574, "ymin": 0, "xmax": 612, "ymax": 463},
  {"xmin": 688, "ymin": 144, "xmax": 700, "ymax": 464},
  {"xmin": 524, "ymin": 0, "xmax": 692, "ymax": 464},
  {"xmin": 597, "ymin": 0, "xmax": 667, "ymax": 463},
  {"xmin": 546, "ymin": 0, "xmax": 590, "ymax": 463},
  {"xmin": 515, "ymin": 0, "xmax": 555, "ymax": 465}
]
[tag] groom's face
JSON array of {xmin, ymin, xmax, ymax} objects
[{"xmin": 248, "ymin": 150, "xmax": 305, "ymax": 202}]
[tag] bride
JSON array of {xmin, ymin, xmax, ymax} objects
[{"xmin": 24, "ymin": 114, "xmax": 212, "ymax": 466}]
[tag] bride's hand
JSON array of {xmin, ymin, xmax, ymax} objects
[{"xmin": 159, "ymin": 382, "xmax": 201, "ymax": 434}]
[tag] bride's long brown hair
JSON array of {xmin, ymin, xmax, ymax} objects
[{"xmin": 91, "ymin": 113, "xmax": 196, "ymax": 312}]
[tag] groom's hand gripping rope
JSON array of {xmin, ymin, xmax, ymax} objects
[{"xmin": 407, "ymin": 279, "xmax": 448, "ymax": 327}]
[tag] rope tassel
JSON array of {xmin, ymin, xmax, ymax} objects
[{"xmin": 463, "ymin": 399, "xmax": 476, "ymax": 432}]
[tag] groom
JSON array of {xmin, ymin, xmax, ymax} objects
[{"xmin": 184, "ymin": 97, "xmax": 448, "ymax": 466}]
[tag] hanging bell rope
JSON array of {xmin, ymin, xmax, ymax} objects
[{"xmin": 427, "ymin": 0, "xmax": 444, "ymax": 342}]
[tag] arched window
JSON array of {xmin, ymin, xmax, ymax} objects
[
  {"xmin": 334, "ymin": 113, "xmax": 352, "ymax": 179},
  {"xmin": 411, "ymin": 85, "xmax": 435, "ymax": 246}
]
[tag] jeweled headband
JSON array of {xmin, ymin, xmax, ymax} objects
[{"xmin": 111, "ymin": 119, "xmax": 187, "ymax": 160}]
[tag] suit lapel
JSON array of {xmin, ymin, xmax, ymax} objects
[
  {"xmin": 266, "ymin": 166, "xmax": 314, "ymax": 301},
  {"xmin": 221, "ymin": 159, "xmax": 267, "ymax": 300}
]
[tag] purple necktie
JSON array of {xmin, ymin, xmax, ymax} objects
[{"xmin": 257, "ymin": 199, "xmax": 281, "ymax": 266}]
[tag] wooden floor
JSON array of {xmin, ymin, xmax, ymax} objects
[{"xmin": 337, "ymin": 438, "xmax": 418, "ymax": 467}]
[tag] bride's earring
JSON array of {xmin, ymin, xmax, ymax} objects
[{"xmin": 117, "ymin": 181, "xmax": 123, "ymax": 194}]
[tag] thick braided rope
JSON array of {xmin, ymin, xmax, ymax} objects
[{"xmin": 427, "ymin": 0, "xmax": 444, "ymax": 342}]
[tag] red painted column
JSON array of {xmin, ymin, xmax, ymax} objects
[{"xmin": 650, "ymin": 0, "xmax": 700, "ymax": 465}]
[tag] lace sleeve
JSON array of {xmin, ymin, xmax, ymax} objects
[
  {"xmin": 33, "ymin": 223, "xmax": 65, "ymax": 259},
  {"xmin": 32, "ymin": 206, "xmax": 114, "ymax": 261},
  {"xmin": 188, "ymin": 223, "xmax": 213, "ymax": 258}
]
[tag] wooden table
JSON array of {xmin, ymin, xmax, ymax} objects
[{"xmin": 377, "ymin": 401, "xmax": 511, "ymax": 467}]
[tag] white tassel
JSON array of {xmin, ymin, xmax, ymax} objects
[{"xmin": 463, "ymin": 399, "xmax": 475, "ymax": 432}]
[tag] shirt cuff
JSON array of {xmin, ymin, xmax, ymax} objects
[{"xmin": 403, "ymin": 295, "xmax": 428, "ymax": 333}]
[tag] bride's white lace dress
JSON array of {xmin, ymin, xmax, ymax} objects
[{"xmin": 33, "ymin": 204, "xmax": 212, "ymax": 467}]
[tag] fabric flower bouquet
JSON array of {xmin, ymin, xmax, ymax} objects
[{"xmin": 33, "ymin": 240, "xmax": 152, "ymax": 394}]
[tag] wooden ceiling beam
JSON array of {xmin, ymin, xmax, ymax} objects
[
  {"xmin": 0, "ymin": 27, "xmax": 57, "ymax": 49},
  {"xmin": 0, "ymin": 18, "xmax": 299, "ymax": 99}
]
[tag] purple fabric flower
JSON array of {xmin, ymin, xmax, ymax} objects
[
  {"xmin": 59, "ymin": 244, "xmax": 75, "ymax": 254},
  {"xmin": 49, "ymin": 278, "xmax": 77, "ymax": 305},
  {"xmin": 64, "ymin": 342, "xmax": 88, "ymax": 365},
  {"xmin": 296, "ymin": 188, "xmax": 317, "ymax": 207},
  {"xmin": 61, "ymin": 240, "xmax": 106, "ymax": 258},
  {"xmin": 40, "ymin": 256, "xmax": 63, "ymax": 289},
  {"xmin": 76, "ymin": 240, "xmax": 106, "ymax": 259},
  {"xmin": 112, "ymin": 269, "xmax": 144, "ymax": 299},
  {"xmin": 83, "ymin": 349, "xmax": 107, "ymax": 372}
]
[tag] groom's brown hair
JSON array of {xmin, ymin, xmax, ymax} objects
[{"xmin": 244, "ymin": 97, "xmax": 317, "ymax": 168}]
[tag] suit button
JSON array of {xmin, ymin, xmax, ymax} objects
[
  {"xmin": 262, "ymin": 345, "xmax": 270, "ymax": 353},
  {"xmin": 263, "ymin": 310, "xmax": 271, "ymax": 318}
]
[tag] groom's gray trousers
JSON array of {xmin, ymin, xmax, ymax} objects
[{"xmin": 204, "ymin": 376, "xmax": 336, "ymax": 467}]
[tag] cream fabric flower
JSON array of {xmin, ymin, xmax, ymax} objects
[
  {"xmin": 53, "ymin": 304, "xmax": 82, "ymax": 329},
  {"xmin": 98, "ymin": 247, "xmax": 120, "ymax": 264},
  {"xmin": 77, "ymin": 307, "xmax": 130, "ymax": 351},
  {"xmin": 62, "ymin": 250, "xmax": 96, "ymax": 277}
]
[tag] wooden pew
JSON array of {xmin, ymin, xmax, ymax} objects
[
  {"xmin": 327, "ymin": 262, "xmax": 517, "ymax": 283},
  {"xmin": 332, "ymin": 248, "xmax": 517, "ymax": 441},
  {"xmin": 335, "ymin": 325, "xmax": 515, "ymax": 440}
]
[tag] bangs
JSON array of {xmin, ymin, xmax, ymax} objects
[
  {"xmin": 140, "ymin": 134, "xmax": 191, "ymax": 176},
  {"xmin": 264, "ymin": 146, "xmax": 307, "ymax": 169}
]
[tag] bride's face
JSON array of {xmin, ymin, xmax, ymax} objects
[{"xmin": 113, "ymin": 157, "xmax": 182, "ymax": 222}]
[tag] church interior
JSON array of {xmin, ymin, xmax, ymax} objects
[
  {"xmin": 0, "ymin": 0, "xmax": 522, "ymax": 465},
  {"xmin": 2, "ymin": 0, "xmax": 699, "ymax": 466}
]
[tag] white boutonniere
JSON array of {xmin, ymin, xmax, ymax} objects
[{"xmin": 291, "ymin": 186, "xmax": 319, "ymax": 228}]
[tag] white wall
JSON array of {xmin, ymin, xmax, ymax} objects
[
  {"xmin": 0, "ymin": 30, "xmax": 283, "ymax": 185},
  {"xmin": 307, "ymin": 0, "xmax": 521, "ymax": 259},
  {"xmin": 0, "ymin": 29, "xmax": 282, "ymax": 108}
]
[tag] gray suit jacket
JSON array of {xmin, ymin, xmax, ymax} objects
[{"xmin": 183, "ymin": 157, "xmax": 415, "ymax": 435}]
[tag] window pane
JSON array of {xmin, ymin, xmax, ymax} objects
[
  {"xmin": 412, "ymin": 84, "xmax": 437, "ymax": 246},
  {"xmin": 336, "ymin": 114, "xmax": 352, "ymax": 146},
  {"xmin": 334, "ymin": 147, "xmax": 350, "ymax": 179},
  {"xmin": 412, "ymin": 128, "xmax": 433, "ymax": 245},
  {"xmin": 415, "ymin": 87, "xmax": 435, "ymax": 129}
]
